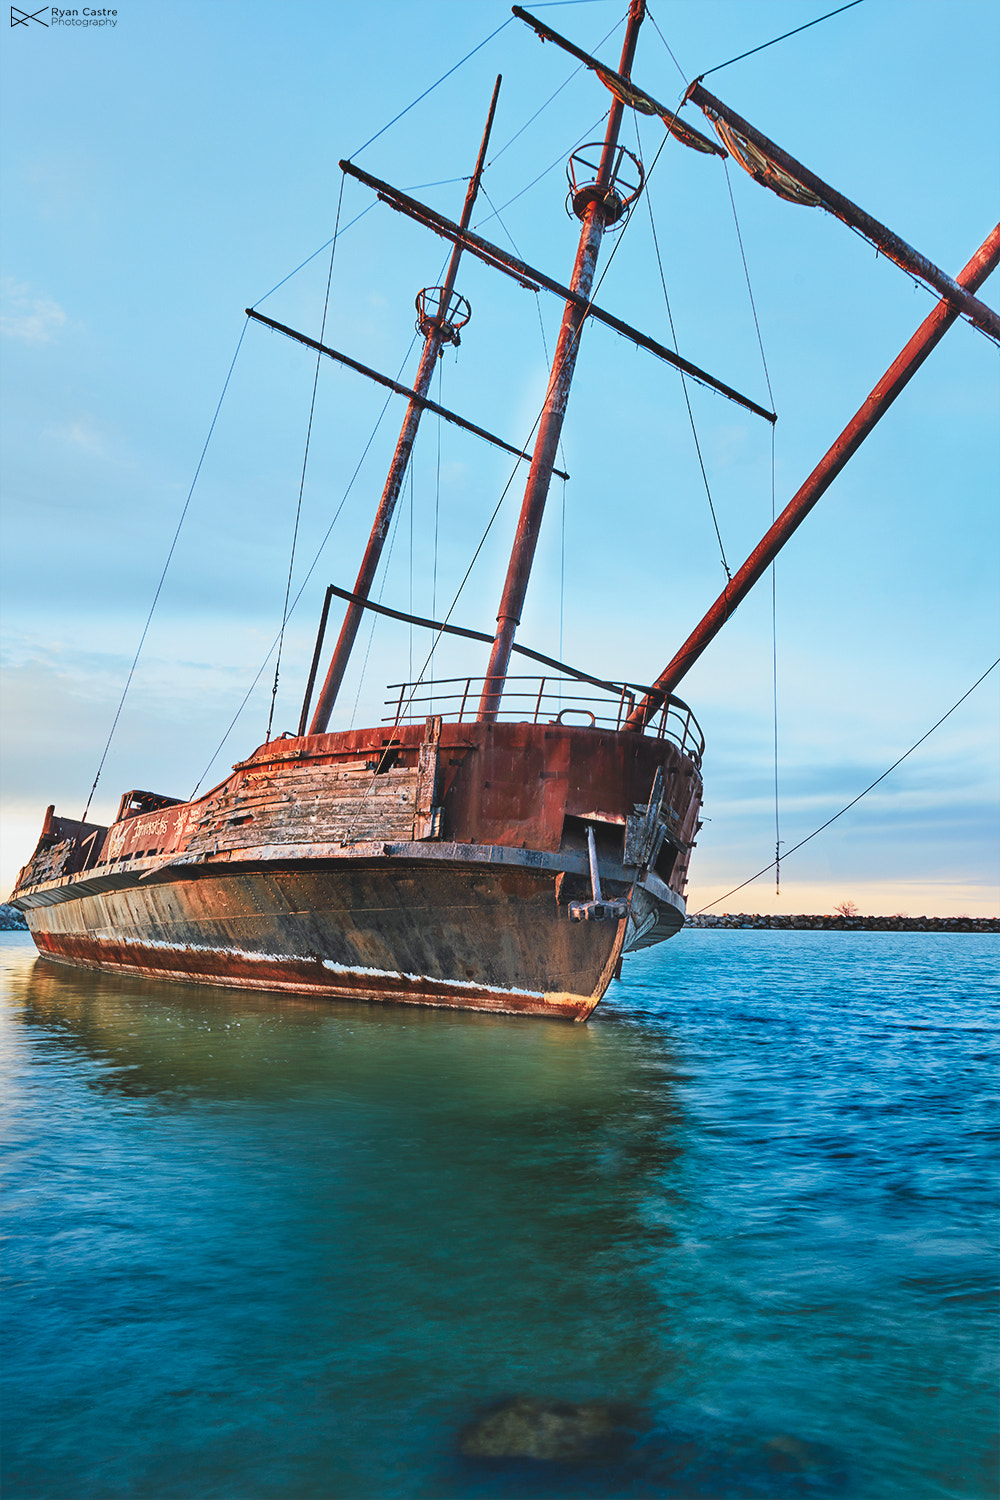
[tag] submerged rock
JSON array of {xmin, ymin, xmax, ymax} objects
[
  {"xmin": 458, "ymin": 1397, "xmax": 636, "ymax": 1464},
  {"xmin": 456, "ymin": 1397, "xmax": 850, "ymax": 1496}
]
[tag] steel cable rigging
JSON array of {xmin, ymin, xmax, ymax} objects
[
  {"xmin": 79, "ymin": 320, "xmax": 250, "ymax": 825},
  {"xmin": 266, "ymin": 175, "xmax": 346, "ymax": 742},
  {"xmin": 720, "ymin": 157, "xmax": 781, "ymax": 892},
  {"xmin": 635, "ymin": 113, "xmax": 732, "ymax": 582}
]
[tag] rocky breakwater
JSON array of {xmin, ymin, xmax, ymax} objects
[
  {"xmin": 0, "ymin": 903, "xmax": 29, "ymax": 931},
  {"xmin": 686, "ymin": 913, "xmax": 998, "ymax": 932}
]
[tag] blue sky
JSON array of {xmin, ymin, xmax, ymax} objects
[{"xmin": 2, "ymin": 0, "xmax": 997, "ymax": 914}]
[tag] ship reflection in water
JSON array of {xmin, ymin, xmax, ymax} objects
[{"xmin": 3, "ymin": 930, "xmax": 995, "ymax": 1499}]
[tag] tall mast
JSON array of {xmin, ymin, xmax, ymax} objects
[
  {"xmin": 477, "ymin": 0, "xmax": 646, "ymax": 722},
  {"xmin": 308, "ymin": 76, "xmax": 502, "ymax": 736}
]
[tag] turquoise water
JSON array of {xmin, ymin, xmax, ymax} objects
[{"xmin": 2, "ymin": 929, "xmax": 995, "ymax": 1499}]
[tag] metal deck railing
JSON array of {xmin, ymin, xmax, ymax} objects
[{"xmin": 383, "ymin": 675, "xmax": 705, "ymax": 768}]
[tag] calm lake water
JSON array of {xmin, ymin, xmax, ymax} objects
[{"xmin": 2, "ymin": 929, "xmax": 995, "ymax": 1500}]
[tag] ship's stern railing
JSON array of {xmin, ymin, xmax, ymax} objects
[{"xmin": 384, "ymin": 675, "xmax": 704, "ymax": 768}]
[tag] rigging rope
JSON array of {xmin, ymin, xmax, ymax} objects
[
  {"xmin": 356, "ymin": 375, "xmax": 550, "ymax": 775},
  {"xmin": 349, "ymin": 17, "xmax": 515, "ymax": 161},
  {"xmin": 251, "ymin": 204, "xmax": 375, "ymax": 309},
  {"xmin": 636, "ymin": 114, "xmax": 731, "ymax": 581},
  {"xmin": 478, "ymin": 113, "xmax": 611, "ymax": 226},
  {"xmin": 80, "ymin": 319, "xmax": 250, "ymax": 825},
  {"xmin": 251, "ymin": 181, "xmax": 466, "ymax": 310},
  {"xmin": 645, "ymin": 6, "xmax": 687, "ymax": 86},
  {"xmin": 722, "ymin": 164, "xmax": 775, "ymax": 410},
  {"xmin": 476, "ymin": 181, "xmax": 569, "ymax": 482},
  {"xmin": 487, "ymin": 12, "xmax": 621, "ymax": 167},
  {"xmin": 720, "ymin": 155, "xmax": 780, "ymax": 889},
  {"xmin": 693, "ymin": 658, "xmax": 1000, "ymax": 913},
  {"xmin": 698, "ymin": 0, "xmax": 865, "ymax": 79},
  {"xmin": 487, "ymin": 64, "xmax": 584, "ymax": 167},
  {"xmin": 266, "ymin": 175, "xmax": 346, "ymax": 742}
]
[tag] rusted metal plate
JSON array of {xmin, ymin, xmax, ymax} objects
[{"xmin": 23, "ymin": 858, "xmax": 628, "ymax": 1021}]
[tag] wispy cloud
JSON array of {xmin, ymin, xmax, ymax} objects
[
  {"xmin": 51, "ymin": 419, "xmax": 105, "ymax": 455},
  {"xmin": 0, "ymin": 277, "xmax": 67, "ymax": 344}
]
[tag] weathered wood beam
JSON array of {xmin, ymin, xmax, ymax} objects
[
  {"xmin": 340, "ymin": 161, "xmax": 777, "ymax": 423},
  {"xmin": 511, "ymin": 5, "xmax": 725, "ymax": 156},
  {"xmin": 245, "ymin": 309, "xmax": 569, "ymax": 480},
  {"xmin": 687, "ymin": 82, "xmax": 1000, "ymax": 342}
]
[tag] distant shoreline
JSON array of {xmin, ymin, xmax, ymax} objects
[{"xmin": 686, "ymin": 913, "xmax": 998, "ymax": 932}]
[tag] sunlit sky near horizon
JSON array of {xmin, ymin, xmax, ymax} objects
[{"xmin": 1, "ymin": 0, "xmax": 997, "ymax": 916}]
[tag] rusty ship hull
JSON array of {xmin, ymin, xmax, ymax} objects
[{"xmin": 11, "ymin": 718, "xmax": 703, "ymax": 1021}]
